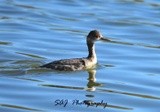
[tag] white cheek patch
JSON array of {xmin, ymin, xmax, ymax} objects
[{"xmin": 100, "ymin": 34, "xmax": 103, "ymax": 38}]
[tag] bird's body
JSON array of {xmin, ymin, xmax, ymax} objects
[
  {"xmin": 41, "ymin": 57, "xmax": 95, "ymax": 71},
  {"xmin": 41, "ymin": 30, "xmax": 107, "ymax": 71}
]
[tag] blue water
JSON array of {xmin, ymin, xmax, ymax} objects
[{"xmin": 0, "ymin": 0, "xmax": 160, "ymax": 112}]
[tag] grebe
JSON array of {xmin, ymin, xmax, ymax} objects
[{"xmin": 41, "ymin": 30, "xmax": 109, "ymax": 71}]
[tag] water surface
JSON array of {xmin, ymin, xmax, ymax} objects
[{"xmin": 0, "ymin": 0, "xmax": 160, "ymax": 112}]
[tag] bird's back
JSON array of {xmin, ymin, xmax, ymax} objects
[{"xmin": 41, "ymin": 58, "xmax": 86, "ymax": 71}]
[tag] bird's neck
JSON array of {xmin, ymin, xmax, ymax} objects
[{"xmin": 87, "ymin": 41, "xmax": 97, "ymax": 62}]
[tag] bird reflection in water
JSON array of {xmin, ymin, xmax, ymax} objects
[{"xmin": 86, "ymin": 69, "xmax": 102, "ymax": 91}]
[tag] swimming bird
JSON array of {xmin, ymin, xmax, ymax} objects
[{"xmin": 41, "ymin": 30, "xmax": 109, "ymax": 71}]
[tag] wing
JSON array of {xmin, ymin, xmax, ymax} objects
[{"xmin": 41, "ymin": 58, "xmax": 86, "ymax": 71}]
